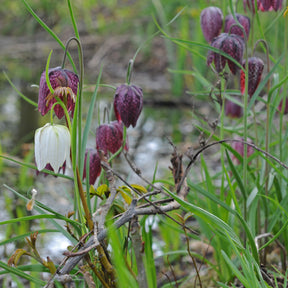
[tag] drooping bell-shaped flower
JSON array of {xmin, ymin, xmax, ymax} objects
[
  {"xmin": 35, "ymin": 123, "xmax": 71, "ymax": 172},
  {"xmin": 231, "ymin": 136, "xmax": 254, "ymax": 165},
  {"xmin": 200, "ymin": 6, "xmax": 223, "ymax": 43},
  {"xmin": 240, "ymin": 57, "xmax": 264, "ymax": 97},
  {"xmin": 38, "ymin": 67, "xmax": 79, "ymax": 119},
  {"xmin": 259, "ymin": 0, "xmax": 282, "ymax": 11},
  {"xmin": 260, "ymin": 0, "xmax": 272, "ymax": 10},
  {"xmin": 271, "ymin": 0, "xmax": 282, "ymax": 11},
  {"xmin": 207, "ymin": 33, "xmax": 245, "ymax": 74},
  {"xmin": 244, "ymin": 0, "xmax": 282, "ymax": 12},
  {"xmin": 224, "ymin": 14, "xmax": 250, "ymax": 40},
  {"xmin": 225, "ymin": 98, "xmax": 243, "ymax": 118},
  {"xmin": 83, "ymin": 149, "xmax": 101, "ymax": 185},
  {"xmin": 96, "ymin": 121, "xmax": 128, "ymax": 155},
  {"xmin": 114, "ymin": 84, "xmax": 143, "ymax": 128}
]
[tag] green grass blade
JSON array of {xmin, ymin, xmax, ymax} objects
[
  {"xmin": 225, "ymin": 150, "xmax": 247, "ymax": 201},
  {"xmin": 3, "ymin": 184, "xmax": 80, "ymax": 243},
  {"xmin": 162, "ymin": 186, "xmax": 243, "ymax": 248},
  {"xmin": 0, "ymin": 261, "xmax": 46, "ymax": 286},
  {"xmin": 80, "ymin": 66, "xmax": 102, "ymax": 176},
  {"xmin": 21, "ymin": 0, "xmax": 76, "ymax": 72},
  {"xmin": 0, "ymin": 229, "xmax": 58, "ymax": 246},
  {"xmin": 3, "ymin": 71, "xmax": 37, "ymax": 107},
  {"xmin": 143, "ymin": 224, "xmax": 157, "ymax": 288}
]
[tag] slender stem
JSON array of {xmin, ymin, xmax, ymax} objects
[
  {"xmin": 280, "ymin": 14, "xmax": 288, "ymax": 161},
  {"xmin": 220, "ymin": 76, "xmax": 226, "ymax": 202},
  {"xmin": 21, "ymin": 0, "xmax": 77, "ymax": 72},
  {"xmin": 61, "ymin": 36, "xmax": 85, "ymax": 177},
  {"xmin": 254, "ymin": 39, "xmax": 270, "ymax": 263},
  {"xmin": 228, "ymin": 1, "xmax": 249, "ymax": 242},
  {"xmin": 76, "ymin": 167, "xmax": 94, "ymax": 230},
  {"xmin": 126, "ymin": 59, "xmax": 134, "ymax": 85},
  {"xmin": 67, "ymin": 0, "xmax": 80, "ymax": 39},
  {"xmin": 45, "ymin": 50, "xmax": 54, "ymax": 95}
]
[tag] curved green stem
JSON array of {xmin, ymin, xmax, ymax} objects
[
  {"xmin": 126, "ymin": 59, "xmax": 134, "ymax": 85},
  {"xmin": 45, "ymin": 50, "xmax": 54, "ymax": 95},
  {"xmin": 60, "ymin": 37, "xmax": 85, "ymax": 175}
]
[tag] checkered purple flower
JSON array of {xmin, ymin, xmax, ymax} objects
[{"xmin": 38, "ymin": 67, "xmax": 79, "ymax": 119}]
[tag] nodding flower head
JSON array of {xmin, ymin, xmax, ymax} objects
[
  {"xmin": 207, "ymin": 33, "xmax": 245, "ymax": 75},
  {"xmin": 114, "ymin": 84, "xmax": 143, "ymax": 128},
  {"xmin": 244, "ymin": 0, "xmax": 282, "ymax": 12},
  {"xmin": 200, "ymin": 6, "xmax": 223, "ymax": 43},
  {"xmin": 96, "ymin": 121, "xmax": 128, "ymax": 155},
  {"xmin": 240, "ymin": 57, "xmax": 264, "ymax": 97},
  {"xmin": 38, "ymin": 67, "xmax": 79, "ymax": 119},
  {"xmin": 34, "ymin": 123, "xmax": 71, "ymax": 172},
  {"xmin": 83, "ymin": 149, "xmax": 101, "ymax": 185},
  {"xmin": 224, "ymin": 14, "xmax": 250, "ymax": 40}
]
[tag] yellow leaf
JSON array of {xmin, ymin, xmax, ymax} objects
[
  {"xmin": 8, "ymin": 249, "xmax": 29, "ymax": 267},
  {"xmin": 131, "ymin": 184, "xmax": 147, "ymax": 194},
  {"xmin": 90, "ymin": 184, "xmax": 110, "ymax": 198},
  {"xmin": 119, "ymin": 190, "xmax": 132, "ymax": 205}
]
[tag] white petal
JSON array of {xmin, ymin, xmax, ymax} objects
[
  {"xmin": 50, "ymin": 125, "xmax": 71, "ymax": 171},
  {"xmin": 34, "ymin": 123, "xmax": 71, "ymax": 172},
  {"xmin": 34, "ymin": 124, "xmax": 50, "ymax": 171}
]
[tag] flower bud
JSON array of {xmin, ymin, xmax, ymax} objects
[
  {"xmin": 207, "ymin": 33, "xmax": 245, "ymax": 74},
  {"xmin": 114, "ymin": 84, "xmax": 143, "ymax": 128},
  {"xmin": 38, "ymin": 67, "xmax": 79, "ymax": 119},
  {"xmin": 200, "ymin": 6, "xmax": 223, "ymax": 43}
]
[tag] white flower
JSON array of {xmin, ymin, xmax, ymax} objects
[{"xmin": 35, "ymin": 123, "xmax": 71, "ymax": 171}]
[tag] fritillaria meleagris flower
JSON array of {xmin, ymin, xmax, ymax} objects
[
  {"xmin": 244, "ymin": 0, "xmax": 282, "ymax": 12},
  {"xmin": 207, "ymin": 33, "xmax": 245, "ymax": 75},
  {"xmin": 34, "ymin": 123, "xmax": 71, "ymax": 172},
  {"xmin": 224, "ymin": 14, "xmax": 251, "ymax": 40},
  {"xmin": 260, "ymin": 0, "xmax": 272, "ymax": 10},
  {"xmin": 270, "ymin": 0, "xmax": 283, "ymax": 11},
  {"xmin": 96, "ymin": 121, "xmax": 128, "ymax": 155},
  {"xmin": 240, "ymin": 57, "xmax": 264, "ymax": 97},
  {"xmin": 225, "ymin": 98, "xmax": 243, "ymax": 118},
  {"xmin": 114, "ymin": 84, "xmax": 143, "ymax": 128},
  {"xmin": 231, "ymin": 136, "xmax": 254, "ymax": 165},
  {"xmin": 38, "ymin": 67, "xmax": 79, "ymax": 119},
  {"xmin": 83, "ymin": 149, "xmax": 101, "ymax": 185},
  {"xmin": 259, "ymin": 0, "xmax": 282, "ymax": 11},
  {"xmin": 200, "ymin": 6, "xmax": 223, "ymax": 43}
]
